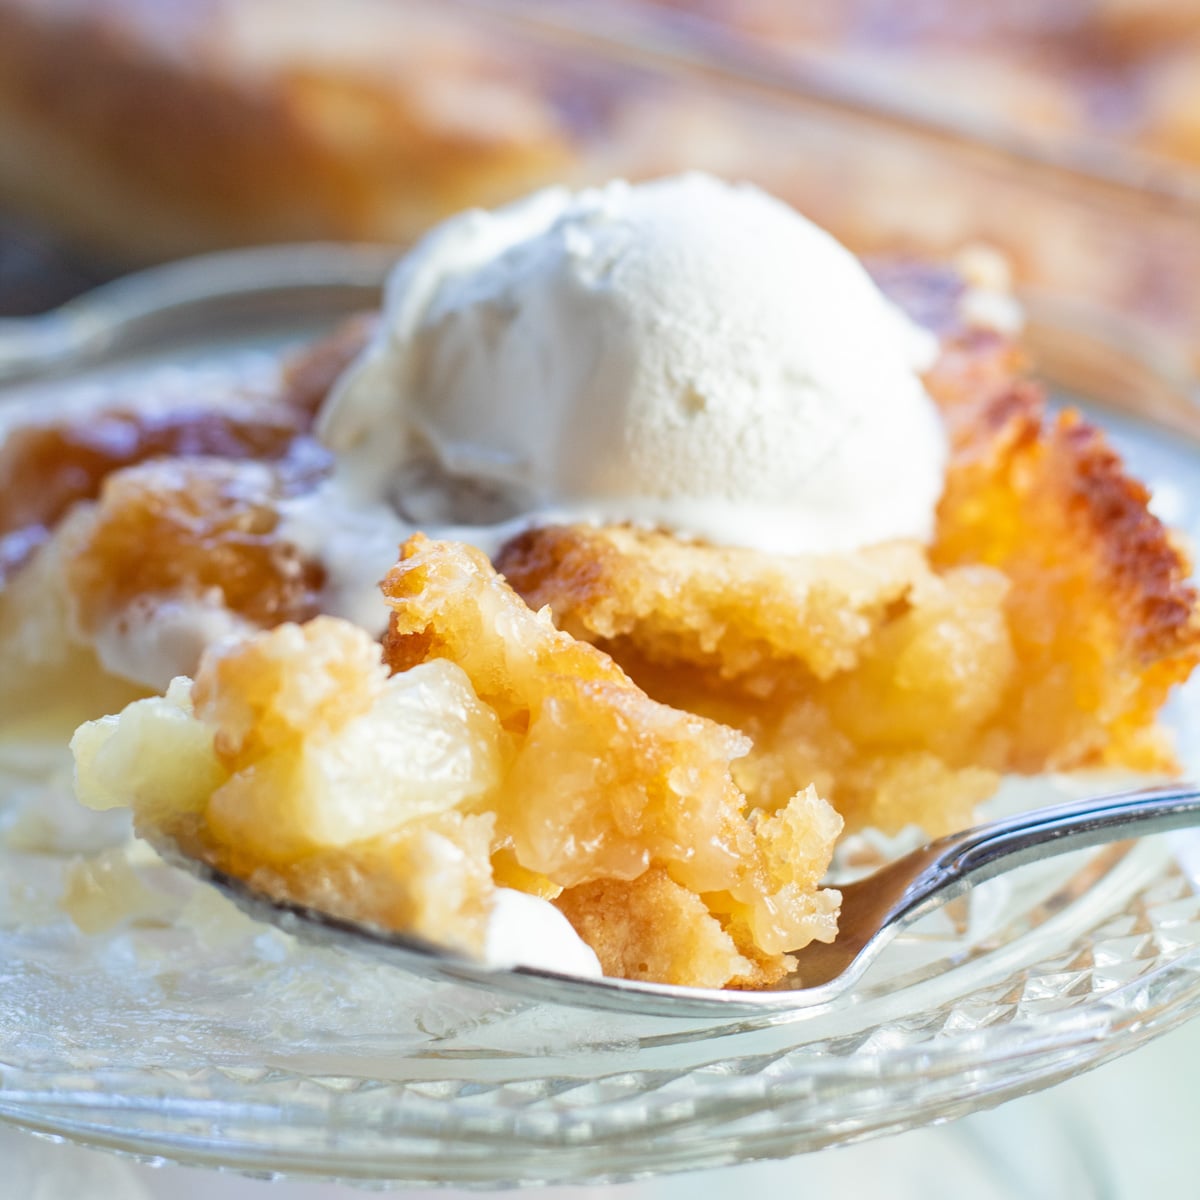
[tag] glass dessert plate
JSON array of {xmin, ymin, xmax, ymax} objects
[{"xmin": 2, "ymin": 246, "xmax": 1200, "ymax": 1187}]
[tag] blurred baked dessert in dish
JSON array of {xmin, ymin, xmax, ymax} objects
[
  {"xmin": 5, "ymin": 174, "xmax": 1192, "ymax": 988},
  {"xmin": 3, "ymin": 0, "xmax": 1198, "ymax": 370},
  {"xmin": 0, "ymin": 0, "xmax": 574, "ymax": 261},
  {"xmin": 5, "ymin": 0, "xmax": 1200, "ymax": 269}
]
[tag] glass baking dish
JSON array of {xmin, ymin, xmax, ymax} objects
[{"xmin": 575, "ymin": 0, "xmax": 1200, "ymax": 188}]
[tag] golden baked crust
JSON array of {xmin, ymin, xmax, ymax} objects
[
  {"xmin": 0, "ymin": 385, "xmax": 324, "ymax": 588},
  {"xmin": 0, "ymin": 311, "xmax": 375, "ymax": 590},
  {"xmin": 934, "ymin": 378, "xmax": 1200, "ymax": 772},
  {"xmin": 64, "ymin": 457, "xmax": 327, "ymax": 638},
  {"xmin": 492, "ymin": 528, "xmax": 931, "ymax": 689},
  {"xmin": 0, "ymin": 329, "xmax": 356, "ymax": 723},
  {"xmin": 0, "ymin": 316, "xmax": 368, "ymax": 698},
  {"xmin": 0, "ymin": 454, "xmax": 328, "ymax": 727}
]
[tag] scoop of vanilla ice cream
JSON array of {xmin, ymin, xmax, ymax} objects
[{"xmin": 318, "ymin": 172, "xmax": 946, "ymax": 557}]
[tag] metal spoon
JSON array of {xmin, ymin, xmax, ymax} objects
[{"xmin": 176, "ymin": 782, "xmax": 1200, "ymax": 1019}]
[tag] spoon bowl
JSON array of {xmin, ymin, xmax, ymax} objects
[{"xmin": 163, "ymin": 782, "xmax": 1200, "ymax": 1020}]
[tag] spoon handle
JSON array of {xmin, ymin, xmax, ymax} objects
[{"xmin": 933, "ymin": 783, "xmax": 1200, "ymax": 898}]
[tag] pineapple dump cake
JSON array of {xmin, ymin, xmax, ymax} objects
[{"xmin": 1, "ymin": 174, "xmax": 1192, "ymax": 989}]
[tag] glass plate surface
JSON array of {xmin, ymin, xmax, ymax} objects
[{"xmin": 1, "ymin": 247, "xmax": 1200, "ymax": 1187}]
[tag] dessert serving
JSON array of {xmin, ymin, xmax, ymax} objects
[{"xmin": 3, "ymin": 174, "xmax": 1196, "ymax": 990}]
